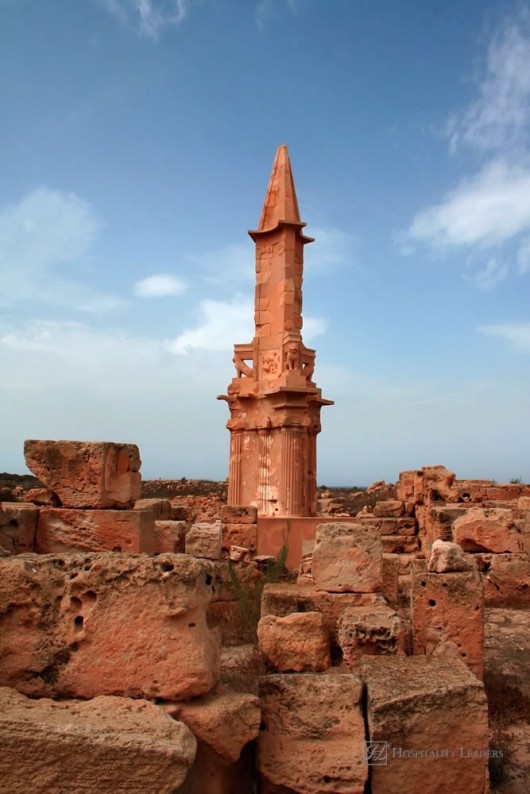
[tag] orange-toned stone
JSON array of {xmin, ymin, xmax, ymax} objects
[
  {"xmin": 185, "ymin": 522, "xmax": 222, "ymax": 559},
  {"xmin": 219, "ymin": 645, "xmax": 261, "ymax": 695},
  {"xmin": 452, "ymin": 506, "xmax": 528, "ymax": 553},
  {"xmin": 312, "ymin": 522, "xmax": 383, "ymax": 593},
  {"xmin": 411, "ymin": 566, "xmax": 484, "ymax": 678},
  {"xmin": 134, "ymin": 498, "xmax": 172, "ymax": 520},
  {"xmin": 0, "ymin": 502, "xmax": 37, "ymax": 554},
  {"xmin": 0, "ymin": 688, "xmax": 196, "ymax": 794},
  {"xmin": 358, "ymin": 515, "xmax": 417, "ymax": 536},
  {"xmin": 337, "ymin": 605, "xmax": 405, "ymax": 670},
  {"xmin": 154, "ymin": 520, "xmax": 186, "ymax": 554},
  {"xmin": 258, "ymin": 673, "xmax": 368, "ymax": 793},
  {"xmin": 381, "ymin": 554, "xmax": 400, "ymax": 607},
  {"xmin": 373, "ymin": 499, "xmax": 404, "ymax": 517},
  {"xmin": 218, "ymin": 146, "xmax": 333, "ymax": 518},
  {"xmin": 24, "ymin": 440, "xmax": 141, "ymax": 509},
  {"xmin": 261, "ymin": 581, "xmax": 384, "ymax": 647},
  {"xmin": 166, "ymin": 690, "xmax": 260, "ymax": 763},
  {"xmin": 0, "ymin": 552, "xmax": 220, "ymax": 701},
  {"xmin": 220, "ymin": 505, "xmax": 258, "ymax": 524},
  {"xmin": 428, "ymin": 539, "xmax": 474, "ymax": 573},
  {"xmin": 475, "ymin": 552, "xmax": 530, "ymax": 608},
  {"xmin": 416, "ymin": 504, "xmax": 470, "ymax": 554},
  {"xmin": 361, "ymin": 656, "xmax": 488, "ymax": 794},
  {"xmin": 381, "ymin": 535, "xmax": 420, "ymax": 554},
  {"xmin": 35, "ymin": 507, "xmax": 155, "ymax": 554},
  {"xmin": 257, "ymin": 612, "xmax": 330, "ymax": 672},
  {"xmin": 222, "ymin": 522, "xmax": 257, "ymax": 553},
  {"xmin": 25, "ymin": 487, "xmax": 60, "ymax": 506}
]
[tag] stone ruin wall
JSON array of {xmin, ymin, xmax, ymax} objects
[{"xmin": 1, "ymin": 443, "xmax": 529, "ymax": 792}]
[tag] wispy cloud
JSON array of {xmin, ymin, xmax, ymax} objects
[
  {"xmin": 403, "ymin": 6, "xmax": 530, "ymax": 289},
  {"xmin": 478, "ymin": 322, "xmax": 530, "ymax": 353},
  {"xmin": 447, "ymin": 7, "xmax": 530, "ymax": 155},
  {"xmin": 134, "ymin": 273, "xmax": 187, "ymax": 297},
  {"xmin": 98, "ymin": 0, "xmax": 194, "ymax": 39},
  {"xmin": 0, "ymin": 188, "xmax": 122, "ymax": 312},
  {"xmin": 255, "ymin": 0, "xmax": 301, "ymax": 30}
]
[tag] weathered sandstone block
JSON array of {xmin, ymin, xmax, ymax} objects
[
  {"xmin": 0, "ymin": 552, "xmax": 220, "ymax": 700},
  {"xmin": 417, "ymin": 505, "xmax": 470, "ymax": 554},
  {"xmin": 24, "ymin": 440, "xmax": 141, "ymax": 509},
  {"xmin": 154, "ymin": 520, "xmax": 186, "ymax": 553},
  {"xmin": 220, "ymin": 644, "xmax": 261, "ymax": 695},
  {"xmin": 381, "ymin": 554, "xmax": 399, "ymax": 607},
  {"xmin": 312, "ymin": 522, "xmax": 382, "ymax": 593},
  {"xmin": 0, "ymin": 687, "xmax": 196, "ymax": 794},
  {"xmin": 428, "ymin": 539, "xmax": 473, "ymax": 573},
  {"xmin": 381, "ymin": 534, "xmax": 420, "ymax": 554},
  {"xmin": 222, "ymin": 522, "xmax": 257, "ymax": 552},
  {"xmin": 453, "ymin": 507, "xmax": 528, "ymax": 553},
  {"xmin": 186, "ymin": 521, "xmax": 222, "ymax": 559},
  {"xmin": 0, "ymin": 502, "xmax": 37, "ymax": 554},
  {"xmin": 134, "ymin": 497, "xmax": 172, "ymax": 520},
  {"xmin": 475, "ymin": 552, "xmax": 530, "ymax": 608},
  {"xmin": 258, "ymin": 674, "xmax": 368, "ymax": 794},
  {"xmin": 35, "ymin": 508, "xmax": 155, "ymax": 554},
  {"xmin": 261, "ymin": 581, "xmax": 384, "ymax": 647},
  {"xmin": 361, "ymin": 656, "xmax": 488, "ymax": 794},
  {"xmin": 337, "ymin": 605, "xmax": 404, "ymax": 670},
  {"xmin": 358, "ymin": 515, "xmax": 417, "ymax": 535},
  {"xmin": 220, "ymin": 505, "xmax": 258, "ymax": 524},
  {"xmin": 258, "ymin": 612, "xmax": 330, "ymax": 672},
  {"xmin": 165, "ymin": 690, "xmax": 260, "ymax": 763},
  {"xmin": 373, "ymin": 499, "xmax": 404, "ymax": 517},
  {"xmin": 411, "ymin": 566, "xmax": 484, "ymax": 678}
]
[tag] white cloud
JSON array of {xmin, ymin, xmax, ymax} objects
[
  {"xmin": 188, "ymin": 243, "xmax": 254, "ymax": 286},
  {"xmin": 408, "ymin": 161, "xmax": 530, "ymax": 249},
  {"xmin": 447, "ymin": 7, "xmax": 530, "ymax": 154},
  {"xmin": 168, "ymin": 294, "xmax": 326, "ymax": 354},
  {"xmin": 0, "ymin": 188, "xmax": 122, "ymax": 312},
  {"xmin": 99, "ymin": 0, "xmax": 193, "ymax": 39},
  {"xmin": 471, "ymin": 257, "xmax": 508, "ymax": 290},
  {"xmin": 478, "ymin": 322, "xmax": 530, "ymax": 353},
  {"xmin": 134, "ymin": 273, "xmax": 187, "ymax": 297},
  {"xmin": 517, "ymin": 235, "xmax": 530, "ymax": 274}
]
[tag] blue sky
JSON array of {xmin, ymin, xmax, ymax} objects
[{"xmin": 1, "ymin": 0, "xmax": 530, "ymax": 485}]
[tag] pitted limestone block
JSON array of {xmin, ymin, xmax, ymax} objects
[
  {"xmin": 154, "ymin": 520, "xmax": 186, "ymax": 553},
  {"xmin": 258, "ymin": 674, "xmax": 367, "ymax": 794},
  {"xmin": 337, "ymin": 605, "xmax": 405, "ymax": 670},
  {"xmin": 0, "ymin": 687, "xmax": 196, "ymax": 794},
  {"xmin": 165, "ymin": 690, "xmax": 260, "ymax": 763},
  {"xmin": 373, "ymin": 499, "xmax": 405, "ymax": 518},
  {"xmin": 312, "ymin": 522, "xmax": 382, "ymax": 593},
  {"xmin": 35, "ymin": 508, "xmax": 155, "ymax": 554},
  {"xmin": 186, "ymin": 521, "xmax": 222, "ymax": 559},
  {"xmin": 428, "ymin": 540, "xmax": 474, "ymax": 573},
  {"xmin": 0, "ymin": 502, "xmax": 37, "ymax": 554},
  {"xmin": 220, "ymin": 505, "xmax": 258, "ymax": 524},
  {"xmin": 361, "ymin": 656, "xmax": 488, "ymax": 794},
  {"xmin": 134, "ymin": 498, "xmax": 172, "ymax": 520},
  {"xmin": 475, "ymin": 552, "xmax": 530, "ymax": 608},
  {"xmin": 258, "ymin": 612, "xmax": 330, "ymax": 672},
  {"xmin": 261, "ymin": 581, "xmax": 384, "ymax": 647},
  {"xmin": 411, "ymin": 565, "xmax": 484, "ymax": 679},
  {"xmin": 24, "ymin": 440, "xmax": 141, "ymax": 509},
  {"xmin": 452, "ymin": 507, "xmax": 528, "ymax": 553},
  {"xmin": 221, "ymin": 522, "xmax": 257, "ymax": 553},
  {"xmin": 0, "ymin": 553, "xmax": 220, "ymax": 700}
]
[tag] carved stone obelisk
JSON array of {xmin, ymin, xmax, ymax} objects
[{"xmin": 218, "ymin": 145, "xmax": 333, "ymax": 516}]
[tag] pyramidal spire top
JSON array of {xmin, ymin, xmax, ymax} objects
[{"xmin": 256, "ymin": 144, "xmax": 302, "ymax": 232}]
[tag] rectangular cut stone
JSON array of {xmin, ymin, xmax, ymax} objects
[
  {"xmin": 257, "ymin": 612, "xmax": 330, "ymax": 672},
  {"xmin": 261, "ymin": 582, "xmax": 384, "ymax": 648},
  {"xmin": 373, "ymin": 499, "xmax": 405, "ymax": 517},
  {"xmin": 134, "ymin": 498, "xmax": 172, "ymax": 520},
  {"xmin": 475, "ymin": 552, "xmax": 530, "ymax": 608},
  {"xmin": 0, "ymin": 687, "xmax": 196, "ymax": 794},
  {"xmin": 185, "ymin": 522, "xmax": 222, "ymax": 559},
  {"xmin": 358, "ymin": 516, "xmax": 417, "ymax": 536},
  {"xmin": 381, "ymin": 535, "xmax": 420, "ymax": 554},
  {"xmin": 338, "ymin": 605, "xmax": 405, "ymax": 670},
  {"xmin": 0, "ymin": 553, "xmax": 220, "ymax": 701},
  {"xmin": 258, "ymin": 674, "xmax": 367, "ymax": 794},
  {"xmin": 0, "ymin": 502, "xmax": 37, "ymax": 554},
  {"xmin": 154, "ymin": 520, "xmax": 186, "ymax": 554},
  {"xmin": 417, "ymin": 505, "xmax": 470, "ymax": 554},
  {"xmin": 220, "ymin": 505, "xmax": 258, "ymax": 524},
  {"xmin": 361, "ymin": 656, "xmax": 488, "ymax": 794},
  {"xmin": 222, "ymin": 522, "xmax": 257, "ymax": 553},
  {"xmin": 24, "ymin": 440, "xmax": 141, "ymax": 509},
  {"xmin": 411, "ymin": 566, "xmax": 484, "ymax": 678},
  {"xmin": 312, "ymin": 522, "xmax": 383, "ymax": 593},
  {"xmin": 36, "ymin": 508, "xmax": 155, "ymax": 554}
]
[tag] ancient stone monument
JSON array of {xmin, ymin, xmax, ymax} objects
[{"xmin": 218, "ymin": 145, "xmax": 333, "ymax": 517}]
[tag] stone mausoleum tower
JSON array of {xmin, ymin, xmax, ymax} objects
[{"xmin": 218, "ymin": 145, "xmax": 333, "ymax": 517}]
